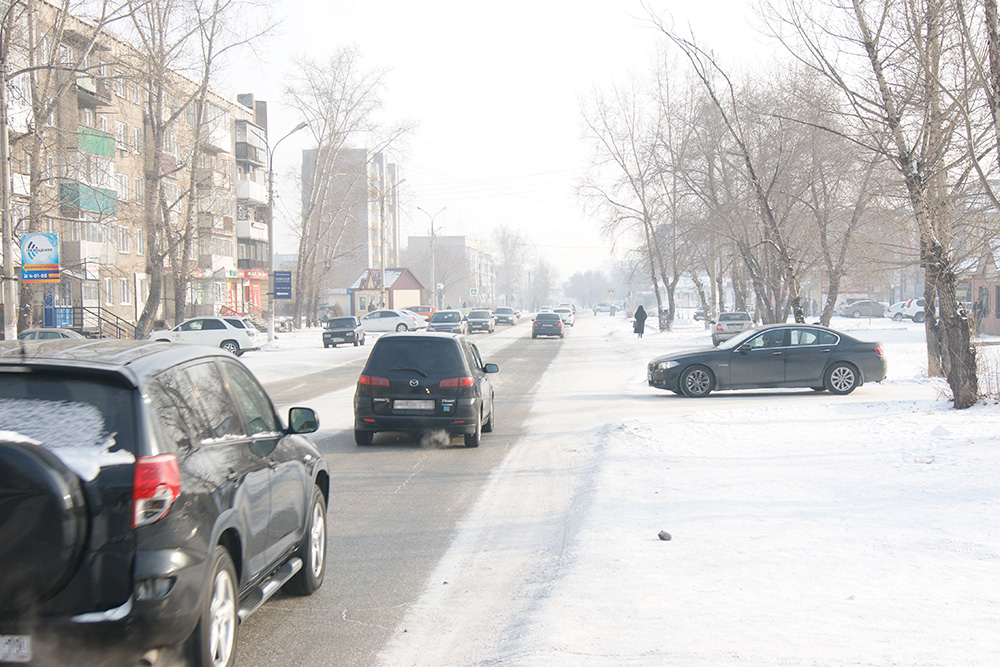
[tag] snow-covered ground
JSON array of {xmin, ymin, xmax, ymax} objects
[{"xmin": 246, "ymin": 315, "xmax": 1000, "ymax": 666}]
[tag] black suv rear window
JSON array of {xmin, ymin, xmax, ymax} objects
[
  {"xmin": 0, "ymin": 373, "xmax": 137, "ymax": 475},
  {"xmin": 365, "ymin": 338, "xmax": 467, "ymax": 376}
]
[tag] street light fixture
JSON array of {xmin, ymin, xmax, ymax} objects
[
  {"xmin": 266, "ymin": 120, "xmax": 308, "ymax": 344},
  {"xmin": 416, "ymin": 206, "xmax": 446, "ymax": 309}
]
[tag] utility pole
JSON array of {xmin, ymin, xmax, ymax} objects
[
  {"xmin": 417, "ymin": 206, "xmax": 445, "ymax": 308},
  {"xmin": 0, "ymin": 4, "xmax": 16, "ymax": 341},
  {"xmin": 266, "ymin": 120, "xmax": 308, "ymax": 344},
  {"xmin": 374, "ymin": 175, "xmax": 404, "ymax": 309}
]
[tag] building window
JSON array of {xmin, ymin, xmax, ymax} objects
[
  {"xmin": 104, "ymin": 277, "xmax": 114, "ymax": 305},
  {"xmin": 135, "ymin": 177, "xmax": 144, "ymax": 203},
  {"xmin": 118, "ymin": 174, "xmax": 129, "ymax": 201},
  {"xmin": 120, "ymin": 278, "xmax": 132, "ymax": 305},
  {"xmin": 137, "ymin": 228, "xmax": 145, "ymax": 255},
  {"xmin": 82, "ymin": 281, "xmax": 99, "ymax": 302},
  {"xmin": 133, "ymin": 127, "xmax": 142, "ymax": 153},
  {"xmin": 115, "ymin": 121, "xmax": 127, "ymax": 150},
  {"xmin": 99, "ymin": 116, "xmax": 109, "ymax": 133},
  {"xmin": 118, "ymin": 226, "xmax": 130, "ymax": 253}
]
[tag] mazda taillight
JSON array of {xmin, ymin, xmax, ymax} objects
[
  {"xmin": 133, "ymin": 454, "xmax": 181, "ymax": 528},
  {"xmin": 359, "ymin": 375, "xmax": 390, "ymax": 386},
  {"xmin": 440, "ymin": 376, "xmax": 474, "ymax": 388}
]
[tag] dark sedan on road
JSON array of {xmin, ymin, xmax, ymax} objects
[
  {"xmin": 323, "ymin": 316, "xmax": 365, "ymax": 348},
  {"xmin": 647, "ymin": 324, "xmax": 887, "ymax": 397}
]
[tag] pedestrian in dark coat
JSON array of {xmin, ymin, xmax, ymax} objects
[{"xmin": 633, "ymin": 305, "xmax": 647, "ymax": 338}]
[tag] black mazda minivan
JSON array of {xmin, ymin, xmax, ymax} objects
[{"xmin": 353, "ymin": 332, "xmax": 498, "ymax": 447}]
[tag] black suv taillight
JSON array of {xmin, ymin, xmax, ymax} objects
[{"xmin": 133, "ymin": 454, "xmax": 181, "ymax": 528}]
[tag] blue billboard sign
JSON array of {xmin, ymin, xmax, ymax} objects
[{"xmin": 273, "ymin": 271, "xmax": 292, "ymax": 299}]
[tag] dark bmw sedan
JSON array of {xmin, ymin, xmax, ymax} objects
[{"xmin": 647, "ymin": 324, "xmax": 887, "ymax": 397}]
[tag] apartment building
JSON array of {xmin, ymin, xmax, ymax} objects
[
  {"xmin": 300, "ymin": 148, "xmax": 402, "ymax": 304},
  {"xmin": 1, "ymin": 0, "xmax": 270, "ymax": 336}
]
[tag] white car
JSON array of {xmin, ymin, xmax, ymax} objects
[
  {"xmin": 149, "ymin": 316, "xmax": 261, "ymax": 355},
  {"xmin": 553, "ymin": 306, "xmax": 575, "ymax": 326},
  {"xmin": 359, "ymin": 309, "xmax": 423, "ymax": 333},
  {"xmin": 887, "ymin": 298, "xmax": 925, "ymax": 322}
]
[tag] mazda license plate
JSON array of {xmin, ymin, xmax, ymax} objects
[
  {"xmin": 1, "ymin": 636, "xmax": 31, "ymax": 663},
  {"xmin": 394, "ymin": 399, "xmax": 434, "ymax": 410}
]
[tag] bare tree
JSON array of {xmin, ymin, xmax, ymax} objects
[
  {"xmin": 579, "ymin": 80, "xmax": 669, "ymax": 328},
  {"xmin": 283, "ymin": 48, "xmax": 410, "ymax": 325},
  {"xmin": 764, "ymin": 0, "xmax": 978, "ymax": 407},
  {"xmin": 492, "ymin": 224, "xmax": 533, "ymax": 307}
]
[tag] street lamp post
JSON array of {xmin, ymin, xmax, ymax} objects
[
  {"xmin": 266, "ymin": 121, "xmax": 308, "ymax": 344},
  {"xmin": 374, "ymin": 177, "xmax": 405, "ymax": 309},
  {"xmin": 416, "ymin": 206, "xmax": 446, "ymax": 308}
]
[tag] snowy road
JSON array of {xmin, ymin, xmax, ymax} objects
[{"xmin": 237, "ymin": 314, "xmax": 998, "ymax": 666}]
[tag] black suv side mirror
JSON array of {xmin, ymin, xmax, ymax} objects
[
  {"xmin": 484, "ymin": 363, "xmax": 499, "ymax": 373},
  {"xmin": 288, "ymin": 407, "xmax": 319, "ymax": 434}
]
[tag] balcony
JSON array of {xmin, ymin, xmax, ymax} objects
[
  {"xmin": 235, "ymin": 142, "xmax": 266, "ymax": 166},
  {"xmin": 77, "ymin": 126, "xmax": 114, "ymax": 158},
  {"xmin": 76, "ymin": 76, "xmax": 111, "ymax": 108},
  {"xmin": 236, "ymin": 179, "xmax": 267, "ymax": 204},
  {"xmin": 60, "ymin": 182, "xmax": 118, "ymax": 216},
  {"xmin": 195, "ymin": 166, "xmax": 227, "ymax": 189},
  {"xmin": 236, "ymin": 218, "xmax": 269, "ymax": 242}
]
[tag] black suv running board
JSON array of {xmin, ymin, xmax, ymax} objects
[{"xmin": 238, "ymin": 557, "xmax": 303, "ymax": 622}]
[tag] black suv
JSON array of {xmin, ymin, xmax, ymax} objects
[
  {"xmin": 353, "ymin": 332, "xmax": 498, "ymax": 447},
  {"xmin": 0, "ymin": 340, "xmax": 328, "ymax": 666},
  {"xmin": 323, "ymin": 316, "xmax": 365, "ymax": 348}
]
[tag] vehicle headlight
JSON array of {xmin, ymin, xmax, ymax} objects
[{"xmin": 657, "ymin": 360, "xmax": 679, "ymax": 371}]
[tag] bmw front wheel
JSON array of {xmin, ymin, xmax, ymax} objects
[{"xmin": 680, "ymin": 365, "xmax": 714, "ymax": 398}]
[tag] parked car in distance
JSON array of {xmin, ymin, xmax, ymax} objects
[
  {"xmin": 837, "ymin": 299, "xmax": 885, "ymax": 318},
  {"xmin": 275, "ymin": 316, "xmax": 293, "ymax": 332},
  {"xmin": 494, "ymin": 307, "xmax": 517, "ymax": 325},
  {"xmin": 553, "ymin": 306, "xmax": 575, "ymax": 326},
  {"xmin": 0, "ymin": 340, "xmax": 328, "ymax": 666},
  {"xmin": 648, "ymin": 324, "xmax": 887, "ymax": 397},
  {"xmin": 426, "ymin": 310, "xmax": 467, "ymax": 334},
  {"xmin": 466, "ymin": 309, "xmax": 496, "ymax": 333},
  {"xmin": 594, "ymin": 303, "xmax": 613, "ymax": 313},
  {"xmin": 404, "ymin": 305, "xmax": 436, "ymax": 322},
  {"xmin": 323, "ymin": 316, "xmax": 365, "ymax": 347},
  {"xmin": 353, "ymin": 332, "xmax": 498, "ymax": 447},
  {"xmin": 532, "ymin": 312, "xmax": 565, "ymax": 338},
  {"xmin": 17, "ymin": 327, "xmax": 86, "ymax": 340},
  {"xmin": 694, "ymin": 308, "xmax": 706, "ymax": 321},
  {"xmin": 360, "ymin": 308, "xmax": 423, "ymax": 333},
  {"xmin": 887, "ymin": 298, "xmax": 926, "ymax": 322},
  {"xmin": 148, "ymin": 315, "xmax": 261, "ymax": 355},
  {"xmin": 711, "ymin": 311, "xmax": 754, "ymax": 346}
]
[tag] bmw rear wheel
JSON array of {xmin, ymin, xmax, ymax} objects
[
  {"xmin": 680, "ymin": 365, "xmax": 714, "ymax": 398},
  {"xmin": 824, "ymin": 362, "xmax": 859, "ymax": 395}
]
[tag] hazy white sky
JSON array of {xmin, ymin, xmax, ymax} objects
[{"xmin": 221, "ymin": 1, "xmax": 765, "ymax": 281}]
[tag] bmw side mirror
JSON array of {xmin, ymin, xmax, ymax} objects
[
  {"xmin": 484, "ymin": 363, "xmax": 499, "ymax": 373},
  {"xmin": 288, "ymin": 407, "xmax": 319, "ymax": 434}
]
